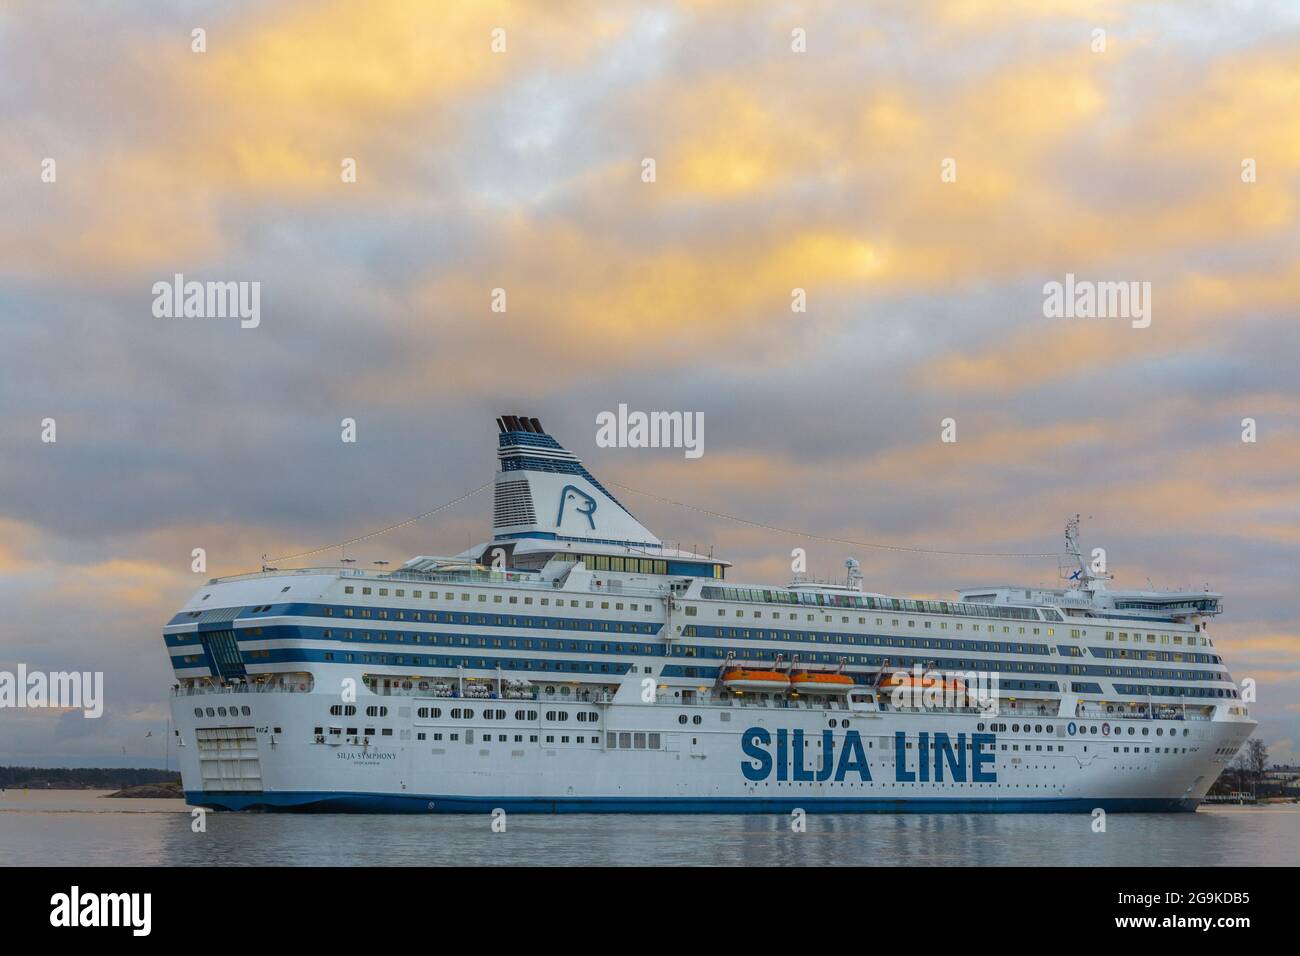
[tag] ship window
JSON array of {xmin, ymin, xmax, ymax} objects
[{"xmin": 344, "ymin": 586, "xmax": 354, "ymax": 594}]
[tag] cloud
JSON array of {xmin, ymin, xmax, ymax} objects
[{"xmin": 1, "ymin": 0, "xmax": 1297, "ymax": 763}]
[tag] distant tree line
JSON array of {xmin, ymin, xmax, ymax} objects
[
  {"xmin": 1209, "ymin": 739, "xmax": 1272, "ymax": 796},
  {"xmin": 0, "ymin": 767, "xmax": 181, "ymax": 790}
]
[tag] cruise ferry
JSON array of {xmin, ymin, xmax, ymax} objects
[{"xmin": 165, "ymin": 416, "xmax": 1255, "ymax": 812}]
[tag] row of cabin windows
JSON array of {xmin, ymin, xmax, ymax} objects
[
  {"xmin": 1105, "ymin": 630, "xmax": 1210, "ymax": 647},
  {"xmin": 318, "ymin": 727, "xmax": 392, "ymax": 737},
  {"xmin": 327, "ymin": 606, "xmax": 654, "ymax": 627},
  {"xmin": 322, "ymin": 628, "xmax": 651, "ymax": 645},
  {"xmin": 340, "ymin": 587, "xmax": 656, "ymax": 613},
  {"xmin": 675, "ymin": 629, "xmax": 1224, "ymax": 679},
  {"xmin": 681, "ymin": 625, "xmax": 1050, "ymax": 655},
  {"xmin": 698, "ymin": 606, "xmax": 1053, "ymax": 637},
  {"xmin": 682, "ymin": 606, "xmax": 1208, "ymax": 650},
  {"xmin": 194, "ymin": 706, "xmax": 252, "ymax": 718},
  {"xmin": 412, "ymin": 732, "xmax": 600, "ymax": 745},
  {"xmin": 575, "ymin": 554, "xmax": 669, "ymax": 575},
  {"xmin": 698, "ymin": 587, "xmax": 1049, "ymax": 620},
  {"xmin": 413, "ymin": 707, "xmax": 599, "ymax": 722}
]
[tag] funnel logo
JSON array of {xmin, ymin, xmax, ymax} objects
[{"xmin": 557, "ymin": 485, "xmax": 597, "ymax": 530}]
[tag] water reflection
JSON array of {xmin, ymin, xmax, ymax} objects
[{"xmin": 1, "ymin": 792, "xmax": 1294, "ymax": 866}]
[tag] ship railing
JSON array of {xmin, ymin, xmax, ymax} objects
[
  {"xmin": 366, "ymin": 685, "xmax": 620, "ymax": 705},
  {"xmin": 207, "ymin": 565, "xmax": 671, "ymax": 599},
  {"xmin": 172, "ymin": 682, "xmax": 312, "ymax": 697},
  {"xmin": 205, "ymin": 567, "xmax": 344, "ymax": 585},
  {"xmin": 1075, "ymin": 707, "xmax": 1211, "ymax": 722},
  {"xmin": 666, "ymin": 695, "xmax": 850, "ymax": 711},
  {"xmin": 878, "ymin": 703, "xmax": 991, "ymax": 716}
]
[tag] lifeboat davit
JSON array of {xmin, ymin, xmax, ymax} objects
[
  {"xmin": 789, "ymin": 671, "xmax": 854, "ymax": 693},
  {"xmin": 721, "ymin": 668, "xmax": 791, "ymax": 693}
]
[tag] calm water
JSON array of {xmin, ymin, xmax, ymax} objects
[{"xmin": 1, "ymin": 790, "xmax": 1295, "ymax": 866}]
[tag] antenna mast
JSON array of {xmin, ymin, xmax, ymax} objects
[{"xmin": 1064, "ymin": 514, "xmax": 1110, "ymax": 592}]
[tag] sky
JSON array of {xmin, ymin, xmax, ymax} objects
[{"xmin": 0, "ymin": 0, "xmax": 1297, "ymax": 767}]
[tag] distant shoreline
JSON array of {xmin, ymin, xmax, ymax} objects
[
  {"xmin": 0, "ymin": 766, "xmax": 181, "ymax": 793},
  {"xmin": 104, "ymin": 782, "xmax": 185, "ymax": 799}
]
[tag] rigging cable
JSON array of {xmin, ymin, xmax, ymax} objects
[
  {"xmin": 262, "ymin": 479, "xmax": 495, "ymax": 564},
  {"xmin": 604, "ymin": 479, "xmax": 1067, "ymax": 559}
]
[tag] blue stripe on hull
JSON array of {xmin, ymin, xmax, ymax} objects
[{"xmin": 186, "ymin": 791, "xmax": 1200, "ymax": 814}]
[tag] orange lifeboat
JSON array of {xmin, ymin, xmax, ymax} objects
[
  {"xmin": 721, "ymin": 668, "xmax": 791, "ymax": 693},
  {"xmin": 789, "ymin": 671, "xmax": 854, "ymax": 694}
]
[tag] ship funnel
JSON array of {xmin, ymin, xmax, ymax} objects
[{"xmin": 492, "ymin": 415, "xmax": 661, "ymax": 547}]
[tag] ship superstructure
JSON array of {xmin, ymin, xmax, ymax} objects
[{"xmin": 165, "ymin": 417, "xmax": 1254, "ymax": 812}]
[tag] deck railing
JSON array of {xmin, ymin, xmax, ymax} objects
[
  {"xmin": 172, "ymin": 682, "xmax": 312, "ymax": 697},
  {"xmin": 206, "ymin": 565, "xmax": 672, "ymax": 599}
]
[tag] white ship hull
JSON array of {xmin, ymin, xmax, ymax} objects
[{"xmin": 170, "ymin": 684, "xmax": 1252, "ymax": 813}]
